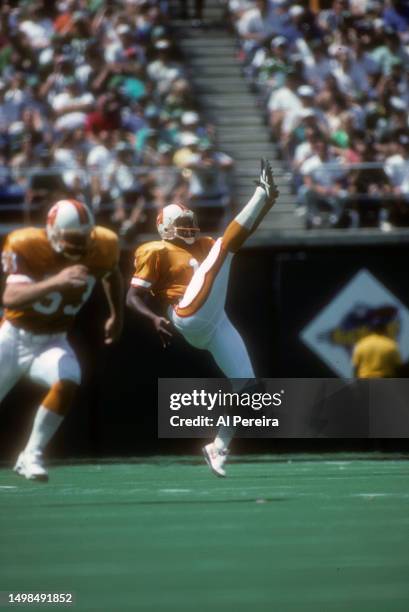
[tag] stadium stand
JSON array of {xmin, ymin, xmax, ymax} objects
[
  {"xmin": 0, "ymin": 0, "xmax": 233, "ymax": 238},
  {"xmin": 1, "ymin": 0, "xmax": 409, "ymax": 245},
  {"xmin": 230, "ymin": 0, "xmax": 409, "ymax": 232}
]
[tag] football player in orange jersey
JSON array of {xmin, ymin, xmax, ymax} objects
[
  {"xmin": 0, "ymin": 199, "xmax": 123, "ymax": 481},
  {"xmin": 127, "ymin": 159, "xmax": 279, "ymax": 477}
]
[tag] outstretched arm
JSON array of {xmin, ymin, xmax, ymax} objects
[
  {"xmin": 102, "ymin": 267, "xmax": 124, "ymax": 344},
  {"xmin": 126, "ymin": 286, "xmax": 172, "ymax": 348}
]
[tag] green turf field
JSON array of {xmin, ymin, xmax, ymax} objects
[{"xmin": 0, "ymin": 455, "xmax": 408, "ymax": 612}]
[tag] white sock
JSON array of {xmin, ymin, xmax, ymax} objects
[
  {"xmin": 213, "ymin": 379, "xmax": 254, "ymax": 452},
  {"xmin": 24, "ymin": 406, "xmax": 64, "ymax": 455},
  {"xmin": 234, "ymin": 187, "xmax": 267, "ymax": 231},
  {"xmin": 214, "ymin": 425, "xmax": 236, "ymax": 452}
]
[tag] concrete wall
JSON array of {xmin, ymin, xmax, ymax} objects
[{"xmin": 1, "ymin": 243, "xmax": 409, "ymax": 459}]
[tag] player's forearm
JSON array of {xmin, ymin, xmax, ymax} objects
[
  {"xmin": 102, "ymin": 268, "xmax": 124, "ymax": 321},
  {"xmin": 2, "ymin": 276, "xmax": 63, "ymax": 309},
  {"xmin": 126, "ymin": 288, "xmax": 158, "ymax": 322}
]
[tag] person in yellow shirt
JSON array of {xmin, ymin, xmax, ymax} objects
[{"xmin": 352, "ymin": 321, "xmax": 402, "ymax": 378}]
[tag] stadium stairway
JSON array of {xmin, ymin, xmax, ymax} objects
[{"xmin": 171, "ymin": 0, "xmax": 304, "ymax": 236}]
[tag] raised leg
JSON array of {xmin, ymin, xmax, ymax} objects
[{"xmin": 174, "ymin": 160, "xmax": 278, "ymax": 320}]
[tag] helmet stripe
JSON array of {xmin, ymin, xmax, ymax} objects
[
  {"xmin": 70, "ymin": 199, "xmax": 89, "ymax": 225},
  {"xmin": 47, "ymin": 205, "xmax": 58, "ymax": 226}
]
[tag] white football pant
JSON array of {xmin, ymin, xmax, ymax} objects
[
  {"xmin": 170, "ymin": 238, "xmax": 255, "ymax": 378},
  {"xmin": 0, "ymin": 320, "xmax": 81, "ymax": 404}
]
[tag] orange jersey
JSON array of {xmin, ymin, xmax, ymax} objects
[
  {"xmin": 131, "ymin": 237, "xmax": 215, "ymax": 304},
  {"xmin": 1, "ymin": 226, "xmax": 119, "ymax": 333}
]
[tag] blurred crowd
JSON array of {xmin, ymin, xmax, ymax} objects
[
  {"xmin": 230, "ymin": 0, "xmax": 409, "ymax": 230},
  {"xmin": 0, "ymin": 0, "xmax": 233, "ymax": 237}
]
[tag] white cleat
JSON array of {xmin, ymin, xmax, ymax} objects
[
  {"xmin": 203, "ymin": 443, "xmax": 228, "ymax": 478},
  {"xmin": 255, "ymin": 158, "xmax": 279, "ymax": 204},
  {"xmin": 380, "ymin": 221, "xmax": 393, "ymax": 232},
  {"xmin": 14, "ymin": 451, "xmax": 49, "ymax": 482}
]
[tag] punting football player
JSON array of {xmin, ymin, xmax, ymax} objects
[
  {"xmin": 0, "ymin": 199, "xmax": 123, "ymax": 481},
  {"xmin": 127, "ymin": 159, "xmax": 279, "ymax": 477}
]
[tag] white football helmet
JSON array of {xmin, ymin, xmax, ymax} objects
[
  {"xmin": 157, "ymin": 204, "xmax": 200, "ymax": 245},
  {"xmin": 46, "ymin": 199, "xmax": 95, "ymax": 260}
]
